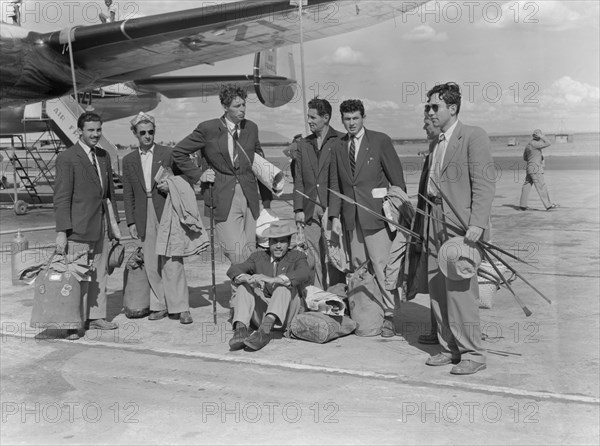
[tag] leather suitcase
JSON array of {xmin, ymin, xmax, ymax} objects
[{"xmin": 30, "ymin": 254, "xmax": 82, "ymax": 330}]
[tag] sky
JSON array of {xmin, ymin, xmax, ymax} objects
[{"xmin": 3, "ymin": 0, "xmax": 599, "ymax": 144}]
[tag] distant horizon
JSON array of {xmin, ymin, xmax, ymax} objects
[{"xmin": 3, "ymin": 129, "xmax": 599, "ymax": 147}]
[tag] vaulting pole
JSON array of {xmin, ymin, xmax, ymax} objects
[
  {"xmin": 297, "ymin": 0, "xmax": 310, "ymax": 135},
  {"xmin": 209, "ymin": 183, "xmax": 217, "ymax": 324}
]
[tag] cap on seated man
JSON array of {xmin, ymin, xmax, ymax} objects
[{"xmin": 227, "ymin": 220, "xmax": 313, "ymax": 351}]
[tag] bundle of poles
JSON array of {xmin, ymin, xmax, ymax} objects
[{"xmin": 327, "ymin": 182, "xmax": 552, "ymax": 317}]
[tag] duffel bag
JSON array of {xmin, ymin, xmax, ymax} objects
[
  {"xmin": 290, "ymin": 311, "xmax": 357, "ymax": 344},
  {"xmin": 347, "ymin": 262, "xmax": 384, "ymax": 337},
  {"xmin": 123, "ymin": 247, "xmax": 150, "ymax": 319}
]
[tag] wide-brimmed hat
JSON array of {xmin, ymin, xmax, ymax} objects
[
  {"xmin": 107, "ymin": 241, "xmax": 125, "ymax": 275},
  {"xmin": 262, "ymin": 220, "xmax": 296, "ymax": 239},
  {"xmin": 438, "ymin": 236, "xmax": 482, "ymax": 281}
]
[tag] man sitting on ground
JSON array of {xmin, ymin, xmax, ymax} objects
[{"xmin": 227, "ymin": 220, "xmax": 312, "ymax": 351}]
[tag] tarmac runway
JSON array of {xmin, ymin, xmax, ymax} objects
[{"xmin": 0, "ymin": 163, "xmax": 599, "ymax": 444}]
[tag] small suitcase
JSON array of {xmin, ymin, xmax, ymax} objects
[{"xmin": 30, "ymin": 253, "xmax": 82, "ymax": 330}]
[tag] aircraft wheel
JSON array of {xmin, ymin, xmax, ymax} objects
[{"xmin": 14, "ymin": 200, "xmax": 28, "ymax": 215}]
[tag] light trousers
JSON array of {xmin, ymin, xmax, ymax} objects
[{"xmin": 143, "ymin": 198, "xmax": 189, "ymax": 313}]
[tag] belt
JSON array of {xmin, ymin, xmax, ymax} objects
[{"xmin": 146, "ymin": 192, "xmax": 153, "ymax": 198}]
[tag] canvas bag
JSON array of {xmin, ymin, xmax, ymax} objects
[
  {"xmin": 290, "ymin": 311, "xmax": 357, "ymax": 344},
  {"xmin": 347, "ymin": 262, "xmax": 385, "ymax": 337},
  {"xmin": 123, "ymin": 247, "xmax": 150, "ymax": 318},
  {"xmin": 30, "ymin": 253, "xmax": 82, "ymax": 330}
]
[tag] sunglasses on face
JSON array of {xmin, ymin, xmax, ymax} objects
[
  {"xmin": 424, "ymin": 104, "xmax": 445, "ymax": 113},
  {"xmin": 139, "ymin": 130, "xmax": 154, "ymax": 136}
]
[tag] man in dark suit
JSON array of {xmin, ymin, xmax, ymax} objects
[
  {"xmin": 122, "ymin": 112, "xmax": 192, "ymax": 324},
  {"xmin": 329, "ymin": 99, "xmax": 406, "ymax": 337},
  {"xmin": 422, "ymin": 82, "xmax": 496, "ymax": 375},
  {"xmin": 173, "ymin": 86, "xmax": 274, "ymax": 265},
  {"xmin": 54, "ymin": 112, "xmax": 120, "ymax": 340},
  {"xmin": 411, "ymin": 114, "xmax": 441, "ymax": 346},
  {"xmin": 227, "ymin": 220, "xmax": 312, "ymax": 351},
  {"xmin": 294, "ymin": 98, "xmax": 344, "ymax": 290}
]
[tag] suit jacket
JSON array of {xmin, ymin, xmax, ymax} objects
[
  {"xmin": 523, "ymin": 137, "xmax": 551, "ymax": 171},
  {"xmin": 121, "ymin": 144, "xmax": 189, "ymax": 240},
  {"xmin": 227, "ymin": 249, "xmax": 312, "ymax": 298},
  {"xmin": 54, "ymin": 141, "xmax": 119, "ymax": 242},
  {"xmin": 172, "ymin": 117, "xmax": 273, "ymax": 223},
  {"xmin": 329, "ymin": 128, "xmax": 406, "ymax": 231},
  {"xmin": 433, "ymin": 121, "xmax": 495, "ymax": 236},
  {"xmin": 293, "ymin": 126, "xmax": 343, "ymax": 222}
]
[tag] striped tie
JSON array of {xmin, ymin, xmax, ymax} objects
[
  {"xmin": 232, "ymin": 125, "xmax": 239, "ymax": 169},
  {"xmin": 349, "ymin": 136, "xmax": 356, "ymax": 175}
]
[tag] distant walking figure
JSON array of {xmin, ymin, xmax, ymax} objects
[
  {"xmin": 99, "ymin": 0, "xmax": 117, "ymax": 23},
  {"xmin": 518, "ymin": 129, "xmax": 559, "ymax": 211}
]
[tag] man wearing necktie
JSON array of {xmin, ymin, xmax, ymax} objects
[
  {"xmin": 54, "ymin": 113, "xmax": 120, "ymax": 340},
  {"xmin": 293, "ymin": 98, "xmax": 345, "ymax": 290},
  {"xmin": 122, "ymin": 112, "xmax": 193, "ymax": 324},
  {"xmin": 421, "ymin": 82, "xmax": 496, "ymax": 375},
  {"xmin": 173, "ymin": 86, "xmax": 274, "ymax": 266},
  {"xmin": 329, "ymin": 99, "xmax": 406, "ymax": 337}
]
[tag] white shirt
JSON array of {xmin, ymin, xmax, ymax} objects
[
  {"xmin": 107, "ymin": 3, "xmax": 118, "ymax": 22},
  {"xmin": 139, "ymin": 145, "xmax": 155, "ymax": 193},
  {"xmin": 79, "ymin": 140, "xmax": 103, "ymax": 190},
  {"xmin": 428, "ymin": 120, "xmax": 459, "ymax": 195},
  {"xmin": 225, "ymin": 117, "xmax": 240, "ymax": 163},
  {"xmin": 348, "ymin": 127, "xmax": 365, "ymax": 161}
]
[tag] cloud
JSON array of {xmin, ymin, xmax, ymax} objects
[
  {"xmin": 476, "ymin": 1, "xmax": 590, "ymax": 31},
  {"xmin": 403, "ymin": 25, "xmax": 448, "ymax": 42},
  {"xmin": 362, "ymin": 99, "xmax": 401, "ymax": 111},
  {"xmin": 320, "ymin": 46, "xmax": 370, "ymax": 66},
  {"xmin": 540, "ymin": 76, "xmax": 600, "ymax": 107}
]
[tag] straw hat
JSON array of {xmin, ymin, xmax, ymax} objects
[
  {"xmin": 262, "ymin": 220, "xmax": 297, "ymax": 239},
  {"xmin": 438, "ymin": 236, "xmax": 482, "ymax": 281}
]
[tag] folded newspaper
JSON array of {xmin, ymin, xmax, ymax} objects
[
  {"xmin": 154, "ymin": 165, "xmax": 174, "ymax": 184},
  {"xmin": 304, "ymin": 286, "xmax": 347, "ymax": 316}
]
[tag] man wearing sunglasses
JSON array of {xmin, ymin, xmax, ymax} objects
[
  {"xmin": 122, "ymin": 112, "xmax": 193, "ymax": 324},
  {"xmin": 421, "ymin": 83, "xmax": 496, "ymax": 375}
]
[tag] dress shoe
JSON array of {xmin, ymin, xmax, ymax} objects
[
  {"xmin": 88, "ymin": 319, "xmax": 118, "ymax": 330},
  {"xmin": 229, "ymin": 326, "xmax": 250, "ymax": 351},
  {"xmin": 65, "ymin": 329, "xmax": 80, "ymax": 340},
  {"xmin": 546, "ymin": 203, "xmax": 560, "ymax": 211},
  {"xmin": 381, "ymin": 318, "xmax": 395, "ymax": 338},
  {"xmin": 450, "ymin": 360, "xmax": 487, "ymax": 375},
  {"xmin": 418, "ymin": 333, "xmax": 440, "ymax": 345},
  {"xmin": 179, "ymin": 311, "xmax": 193, "ymax": 325},
  {"xmin": 148, "ymin": 310, "xmax": 168, "ymax": 321},
  {"xmin": 517, "ymin": 206, "xmax": 528, "ymax": 211},
  {"xmin": 425, "ymin": 353, "xmax": 460, "ymax": 366},
  {"xmin": 244, "ymin": 330, "xmax": 271, "ymax": 351}
]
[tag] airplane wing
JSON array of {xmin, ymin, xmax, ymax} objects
[
  {"xmin": 1, "ymin": 0, "xmax": 428, "ymax": 107},
  {"xmin": 132, "ymin": 75, "xmax": 296, "ymax": 105}
]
